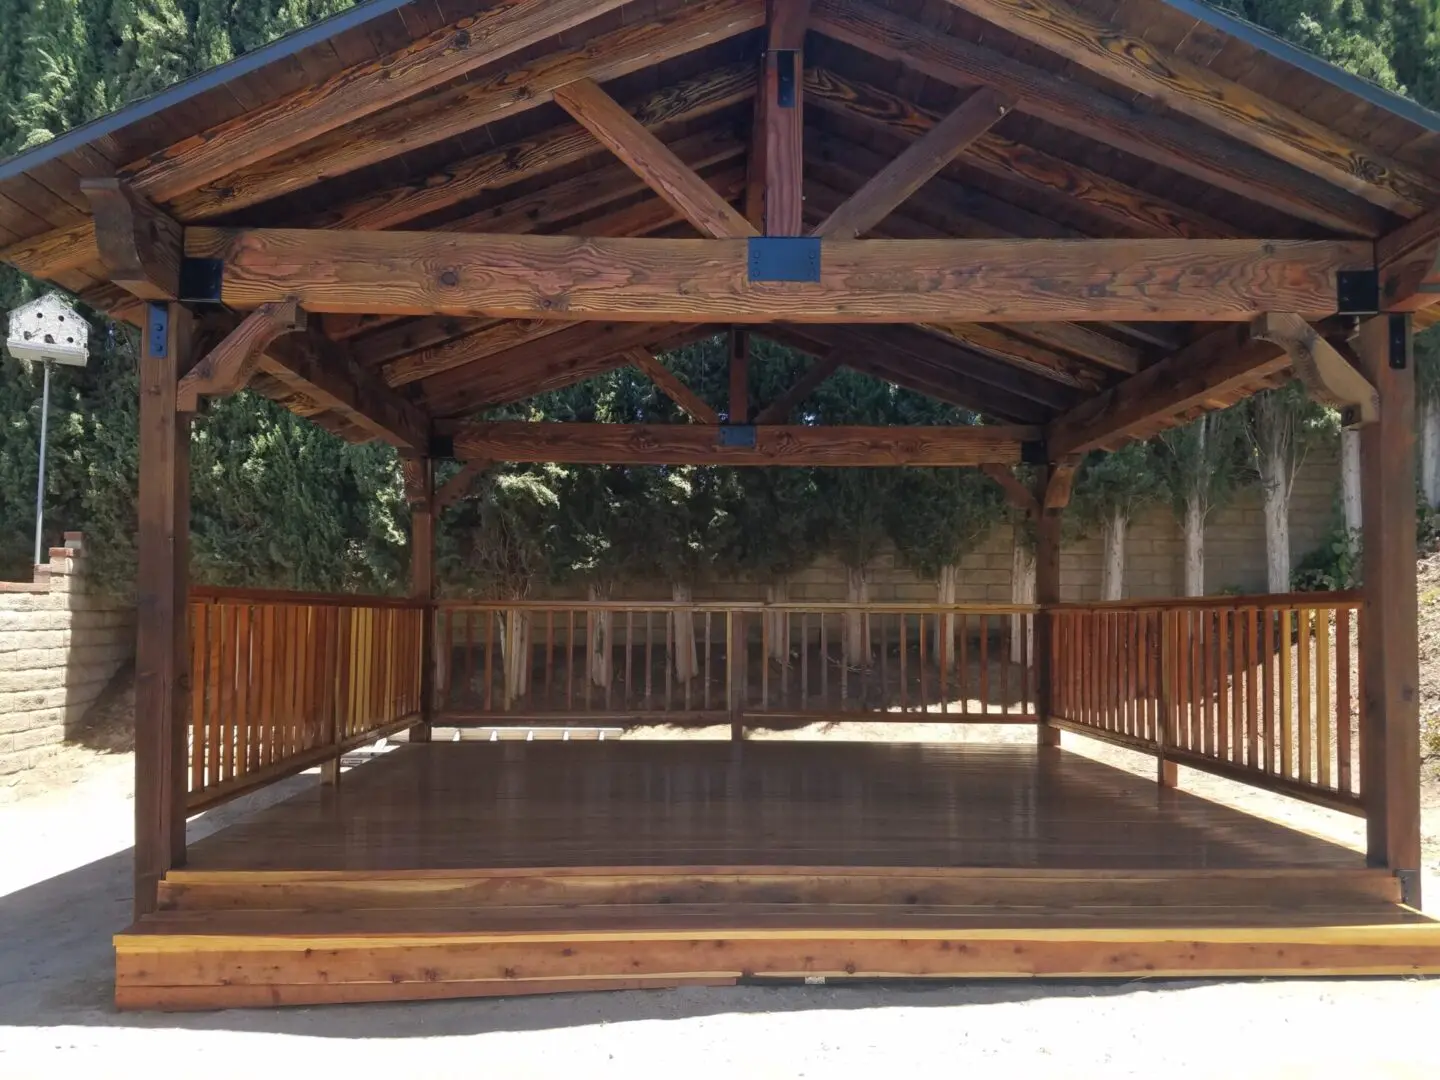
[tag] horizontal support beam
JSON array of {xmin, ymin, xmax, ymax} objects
[
  {"xmin": 186, "ymin": 230, "xmax": 1374, "ymax": 324},
  {"xmin": 448, "ymin": 422, "xmax": 1038, "ymax": 466}
]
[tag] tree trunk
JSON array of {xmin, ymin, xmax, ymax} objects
[
  {"xmin": 586, "ymin": 583, "xmax": 612, "ymax": 689},
  {"xmin": 1341, "ymin": 426, "xmax": 1363, "ymax": 536},
  {"xmin": 764, "ymin": 578, "xmax": 790, "ymax": 663},
  {"xmin": 1010, "ymin": 542, "xmax": 1035, "ymax": 664},
  {"xmin": 1421, "ymin": 398, "xmax": 1440, "ymax": 509},
  {"xmin": 1182, "ymin": 490, "xmax": 1205, "ymax": 597},
  {"xmin": 501, "ymin": 606, "xmax": 531, "ymax": 707},
  {"xmin": 843, "ymin": 565, "xmax": 871, "ymax": 666},
  {"xmin": 672, "ymin": 582, "xmax": 699, "ymax": 682},
  {"xmin": 1101, "ymin": 510, "xmax": 1127, "ymax": 601},
  {"xmin": 1260, "ymin": 448, "xmax": 1292, "ymax": 593},
  {"xmin": 934, "ymin": 563, "xmax": 959, "ymax": 669}
]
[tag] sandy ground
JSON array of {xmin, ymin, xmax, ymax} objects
[{"xmin": 2, "ymin": 722, "xmax": 1438, "ymax": 1078}]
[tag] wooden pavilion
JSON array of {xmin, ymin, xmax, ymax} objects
[{"xmin": 4, "ymin": 0, "xmax": 1440, "ymax": 1009}]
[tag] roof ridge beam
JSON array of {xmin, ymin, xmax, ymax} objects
[
  {"xmin": 929, "ymin": 0, "xmax": 1439, "ymax": 217},
  {"xmin": 810, "ymin": 0, "xmax": 1387, "ymax": 236}
]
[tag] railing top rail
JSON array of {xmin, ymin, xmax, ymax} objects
[
  {"xmin": 188, "ymin": 585, "xmax": 419, "ymax": 609},
  {"xmin": 1047, "ymin": 589, "xmax": 1362, "ymax": 613},
  {"xmin": 434, "ymin": 599, "xmax": 1040, "ymax": 614}
]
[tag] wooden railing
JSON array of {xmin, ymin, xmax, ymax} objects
[
  {"xmin": 186, "ymin": 587, "xmax": 424, "ymax": 811},
  {"xmin": 435, "ymin": 600, "xmax": 1039, "ymax": 729},
  {"xmin": 1050, "ymin": 591, "xmax": 1363, "ymax": 813}
]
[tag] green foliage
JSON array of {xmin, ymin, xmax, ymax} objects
[
  {"xmin": 1070, "ymin": 442, "xmax": 1166, "ymax": 536},
  {"xmin": 1153, "ymin": 410, "xmax": 1251, "ymax": 521},
  {"xmin": 1292, "ymin": 522, "xmax": 1362, "ymax": 591}
]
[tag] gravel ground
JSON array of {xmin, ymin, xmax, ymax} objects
[{"xmin": 2, "ymin": 733, "xmax": 1438, "ymax": 1078}]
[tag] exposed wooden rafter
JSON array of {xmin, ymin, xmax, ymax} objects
[
  {"xmin": 754, "ymin": 352, "xmax": 843, "ymax": 423},
  {"xmin": 809, "ymin": 0, "xmax": 1387, "ymax": 236},
  {"xmin": 187, "ymin": 229, "xmax": 1374, "ymax": 324},
  {"xmin": 449, "ymin": 421, "xmax": 1038, "ymax": 466},
  {"xmin": 434, "ymin": 461, "xmax": 491, "ymax": 513},
  {"xmin": 933, "ymin": 0, "xmax": 1439, "ymax": 216},
  {"xmin": 122, "ymin": 0, "xmax": 636, "ymax": 204}
]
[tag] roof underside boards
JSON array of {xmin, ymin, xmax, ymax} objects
[{"xmin": 3, "ymin": 0, "xmax": 1440, "ymax": 449}]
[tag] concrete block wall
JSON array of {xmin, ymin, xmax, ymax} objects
[{"xmin": 0, "ymin": 533, "xmax": 135, "ymax": 781}]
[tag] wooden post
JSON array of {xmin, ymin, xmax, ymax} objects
[
  {"xmin": 409, "ymin": 458, "xmax": 436, "ymax": 743},
  {"xmin": 729, "ymin": 329, "xmax": 750, "ymax": 423},
  {"xmin": 134, "ymin": 301, "xmax": 193, "ymax": 918},
  {"xmin": 729, "ymin": 331, "xmax": 749, "ymax": 741},
  {"xmin": 1033, "ymin": 469, "xmax": 1062, "ymax": 748},
  {"xmin": 1158, "ymin": 610, "xmax": 1179, "ymax": 787},
  {"xmin": 1356, "ymin": 313, "xmax": 1421, "ymax": 906}
]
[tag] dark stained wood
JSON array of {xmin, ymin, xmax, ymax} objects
[
  {"xmin": 553, "ymin": 79, "xmax": 756, "ymax": 240},
  {"xmin": 1377, "ymin": 208, "xmax": 1440, "ymax": 312},
  {"xmin": 120, "ymin": 0, "xmax": 635, "ymax": 203},
  {"xmin": 163, "ymin": 0, "xmax": 765, "ymax": 221},
  {"xmin": 753, "ymin": 0, "xmax": 810, "ymax": 235},
  {"xmin": 434, "ymin": 460, "xmax": 490, "ymax": 513},
  {"xmin": 809, "ymin": 0, "xmax": 1387, "ymax": 236},
  {"xmin": 186, "ymin": 229, "xmax": 1374, "ymax": 324},
  {"xmin": 81, "ymin": 179, "xmax": 181, "ymax": 300},
  {"xmin": 450, "ymin": 421, "xmax": 1037, "ymax": 466},
  {"xmin": 134, "ymin": 302, "xmax": 193, "ymax": 918},
  {"xmin": 386, "ymin": 321, "xmax": 571, "ymax": 388},
  {"xmin": 813, "ymin": 86, "xmax": 1013, "ymax": 238},
  {"xmin": 1048, "ymin": 326, "xmax": 1291, "ymax": 457},
  {"xmin": 729, "ymin": 328, "xmax": 750, "ymax": 422},
  {"xmin": 257, "ymin": 332, "xmax": 429, "ymax": 451},
  {"xmin": 754, "ymin": 352, "xmax": 843, "ymax": 423},
  {"xmin": 319, "ymin": 66, "xmax": 758, "ymax": 234},
  {"xmin": 1004, "ymin": 322, "xmax": 1142, "ymax": 375},
  {"xmin": 934, "ymin": 0, "xmax": 1438, "ymax": 215},
  {"xmin": 629, "ymin": 348, "xmax": 720, "ymax": 423},
  {"xmin": 176, "ymin": 300, "xmax": 306, "ymax": 412},
  {"xmin": 1356, "ymin": 315, "xmax": 1422, "ymax": 899},
  {"xmin": 924, "ymin": 323, "xmax": 1106, "ymax": 390},
  {"xmin": 805, "ymin": 67, "xmax": 1234, "ymax": 240},
  {"xmin": 1250, "ymin": 312, "xmax": 1377, "ymax": 424},
  {"xmin": 410, "ymin": 459, "xmax": 435, "ymax": 745},
  {"xmin": 980, "ymin": 464, "xmax": 1039, "ymax": 516}
]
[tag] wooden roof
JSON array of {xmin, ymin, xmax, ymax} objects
[{"xmin": 4, "ymin": 0, "xmax": 1440, "ymax": 451}]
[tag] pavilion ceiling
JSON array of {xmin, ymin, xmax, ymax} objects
[{"xmin": 4, "ymin": 0, "xmax": 1440, "ymax": 456}]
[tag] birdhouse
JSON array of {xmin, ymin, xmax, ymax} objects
[{"xmin": 6, "ymin": 293, "xmax": 89, "ymax": 367}]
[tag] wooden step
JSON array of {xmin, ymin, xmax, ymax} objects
[{"xmin": 157, "ymin": 865, "xmax": 1404, "ymax": 912}]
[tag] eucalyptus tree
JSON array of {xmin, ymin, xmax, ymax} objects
[
  {"xmin": 1153, "ymin": 408, "xmax": 1250, "ymax": 596},
  {"xmin": 1241, "ymin": 383, "xmax": 1338, "ymax": 592},
  {"xmin": 1071, "ymin": 443, "xmax": 1166, "ymax": 601}
]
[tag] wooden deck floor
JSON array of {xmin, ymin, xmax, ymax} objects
[
  {"xmin": 185, "ymin": 740, "xmax": 1362, "ymax": 872},
  {"xmin": 119, "ymin": 742, "xmax": 1440, "ymax": 1010}
]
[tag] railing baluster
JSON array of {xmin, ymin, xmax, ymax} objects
[
  {"xmin": 1279, "ymin": 607, "xmax": 1294, "ymax": 780},
  {"xmin": 1337, "ymin": 606, "xmax": 1353, "ymax": 794},
  {"xmin": 1297, "ymin": 607, "xmax": 1313, "ymax": 783},
  {"xmin": 1316, "ymin": 607, "xmax": 1333, "ymax": 789}
]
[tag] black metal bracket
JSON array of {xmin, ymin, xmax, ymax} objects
[
  {"xmin": 1020, "ymin": 441, "xmax": 1047, "ymax": 466},
  {"xmin": 1336, "ymin": 269, "xmax": 1379, "ymax": 316},
  {"xmin": 428, "ymin": 434, "xmax": 456, "ymax": 460},
  {"xmin": 146, "ymin": 302, "xmax": 168, "ymax": 358},
  {"xmin": 1397, "ymin": 868, "xmax": 1420, "ymax": 907},
  {"xmin": 178, "ymin": 258, "xmax": 225, "ymax": 304},
  {"xmin": 718, "ymin": 425, "xmax": 757, "ymax": 448},
  {"xmin": 1389, "ymin": 312, "xmax": 1410, "ymax": 370},
  {"xmin": 775, "ymin": 50, "xmax": 797, "ymax": 108},
  {"xmin": 747, "ymin": 236, "xmax": 821, "ymax": 283}
]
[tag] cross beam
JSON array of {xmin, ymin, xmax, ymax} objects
[
  {"xmin": 447, "ymin": 421, "xmax": 1038, "ymax": 466},
  {"xmin": 186, "ymin": 230, "xmax": 1373, "ymax": 324}
]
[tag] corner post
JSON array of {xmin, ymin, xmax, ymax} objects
[
  {"xmin": 408, "ymin": 458, "xmax": 436, "ymax": 743},
  {"xmin": 1158, "ymin": 610, "xmax": 1178, "ymax": 787},
  {"xmin": 134, "ymin": 301, "xmax": 194, "ymax": 919},
  {"xmin": 1356, "ymin": 313, "xmax": 1421, "ymax": 904},
  {"xmin": 1034, "ymin": 468, "xmax": 1062, "ymax": 748}
]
